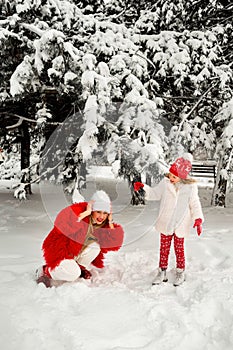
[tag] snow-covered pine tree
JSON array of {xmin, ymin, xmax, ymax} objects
[
  {"xmin": 0, "ymin": 0, "xmax": 232, "ymax": 206},
  {"xmin": 0, "ymin": 0, "xmax": 85, "ymax": 194}
]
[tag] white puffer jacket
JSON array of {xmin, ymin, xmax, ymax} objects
[{"xmin": 144, "ymin": 177, "xmax": 204, "ymax": 238}]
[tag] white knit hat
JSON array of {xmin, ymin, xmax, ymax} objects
[{"xmin": 91, "ymin": 190, "xmax": 111, "ymax": 213}]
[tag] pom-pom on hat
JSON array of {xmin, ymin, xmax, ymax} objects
[
  {"xmin": 169, "ymin": 153, "xmax": 193, "ymax": 179},
  {"xmin": 91, "ymin": 190, "xmax": 111, "ymax": 213}
]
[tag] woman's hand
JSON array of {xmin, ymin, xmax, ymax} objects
[
  {"xmin": 77, "ymin": 201, "xmax": 94, "ymax": 222},
  {"xmin": 108, "ymin": 212, "xmax": 114, "ymax": 229},
  {"xmin": 86, "ymin": 200, "xmax": 94, "ymax": 215}
]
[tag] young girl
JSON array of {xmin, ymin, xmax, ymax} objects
[
  {"xmin": 135, "ymin": 153, "xmax": 204, "ymax": 286},
  {"xmin": 36, "ymin": 190, "xmax": 124, "ymax": 287}
]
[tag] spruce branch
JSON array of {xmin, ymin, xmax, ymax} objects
[{"xmin": 175, "ymin": 81, "xmax": 218, "ymax": 144}]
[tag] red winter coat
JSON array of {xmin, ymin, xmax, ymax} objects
[{"xmin": 42, "ymin": 202, "xmax": 124, "ymax": 270}]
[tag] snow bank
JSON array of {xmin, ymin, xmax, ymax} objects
[{"xmin": 1, "ymin": 177, "xmax": 233, "ymax": 350}]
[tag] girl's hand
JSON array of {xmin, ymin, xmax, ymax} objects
[
  {"xmin": 134, "ymin": 182, "xmax": 144, "ymax": 192},
  {"xmin": 193, "ymin": 218, "xmax": 202, "ymax": 236}
]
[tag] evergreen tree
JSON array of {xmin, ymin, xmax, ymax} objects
[
  {"xmin": 212, "ymin": 97, "xmax": 233, "ymax": 207},
  {"xmin": 0, "ymin": 0, "xmax": 232, "ymax": 205}
]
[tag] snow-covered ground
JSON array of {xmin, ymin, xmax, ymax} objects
[{"xmin": 1, "ymin": 169, "xmax": 233, "ymax": 350}]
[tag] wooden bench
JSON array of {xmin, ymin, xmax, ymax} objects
[{"xmin": 191, "ymin": 162, "xmax": 217, "ymax": 181}]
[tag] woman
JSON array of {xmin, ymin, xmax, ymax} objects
[{"xmin": 36, "ymin": 190, "xmax": 124, "ymax": 287}]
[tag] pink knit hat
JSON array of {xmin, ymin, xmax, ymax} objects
[{"xmin": 169, "ymin": 153, "xmax": 193, "ymax": 179}]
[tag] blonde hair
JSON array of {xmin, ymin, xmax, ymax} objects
[{"xmin": 165, "ymin": 173, "xmax": 197, "ymax": 184}]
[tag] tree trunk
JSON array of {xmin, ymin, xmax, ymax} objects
[
  {"xmin": 212, "ymin": 153, "xmax": 231, "ymax": 207},
  {"xmin": 214, "ymin": 175, "xmax": 227, "ymax": 207},
  {"xmin": 79, "ymin": 161, "xmax": 87, "ymax": 189},
  {"xmin": 20, "ymin": 121, "xmax": 32, "ymax": 194},
  {"xmin": 146, "ymin": 173, "xmax": 152, "ymax": 186}
]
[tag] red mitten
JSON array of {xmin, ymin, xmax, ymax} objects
[
  {"xmin": 133, "ymin": 182, "xmax": 144, "ymax": 192},
  {"xmin": 193, "ymin": 218, "xmax": 202, "ymax": 236}
]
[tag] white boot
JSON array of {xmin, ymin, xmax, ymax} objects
[
  {"xmin": 152, "ymin": 268, "xmax": 168, "ymax": 285},
  {"xmin": 173, "ymin": 268, "xmax": 185, "ymax": 286}
]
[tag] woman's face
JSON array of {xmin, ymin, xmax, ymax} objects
[
  {"xmin": 169, "ymin": 173, "xmax": 180, "ymax": 184},
  {"xmin": 92, "ymin": 211, "xmax": 109, "ymax": 225}
]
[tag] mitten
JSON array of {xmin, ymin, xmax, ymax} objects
[
  {"xmin": 193, "ymin": 218, "xmax": 202, "ymax": 236},
  {"xmin": 133, "ymin": 182, "xmax": 144, "ymax": 192}
]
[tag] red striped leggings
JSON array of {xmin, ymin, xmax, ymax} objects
[{"xmin": 159, "ymin": 233, "xmax": 185, "ymax": 270}]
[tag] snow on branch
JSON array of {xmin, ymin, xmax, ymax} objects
[
  {"xmin": 175, "ymin": 81, "xmax": 218, "ymax": 144},
  {"xmin": 20, "ymin": 23, "xmax": 45, "ymax": 37},
  {"xmin": 0, "ymin": 113, "xmax": 62, "ymax": 128}
]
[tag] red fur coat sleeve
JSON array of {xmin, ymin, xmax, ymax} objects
[
  {"xmin": 91, "ymin": 223, "xmax": 124, "ymax": 268},
  {"xmin": 42, "ymin": 202, "xmax": 88, "ymax": 269}
]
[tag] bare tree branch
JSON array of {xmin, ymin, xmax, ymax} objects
[{"xmin": 0, "ymin": 113, "xmax": 62, "ymax": 129}]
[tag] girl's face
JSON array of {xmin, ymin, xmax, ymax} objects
[
  {"xmin": 169, "ymin": 173, "xmax": 180, "ymax": 184},
  {"xmin": 92, "ymin": 211, "xmax": 108, "ymax": 225}
]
